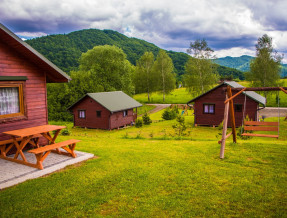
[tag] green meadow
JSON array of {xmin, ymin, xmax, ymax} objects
[
  {"xmin": 133, "ymin": 79, "xmax": 287, "ymax": 107},
  {"xmin": 0, "ymin": 110, "xmax": 286, "ymax": 217}
]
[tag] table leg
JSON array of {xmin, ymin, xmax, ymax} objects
[
  {"xmin": 42, "ymin": 130, "xmax": 62, "ymax": 153},
  {"xmin": 13, "ymin": 136, "xmax": 33, "ymax": 162}
]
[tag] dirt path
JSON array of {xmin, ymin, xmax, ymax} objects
[{"xmin": 146, "ymin": 104, "xmax": 171, "ymax": 114}]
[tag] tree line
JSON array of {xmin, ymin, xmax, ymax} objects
[
  {"xmin": 47, "ymin": 34, "xmax": 282, "ymax": 121},
  {"xmin": 27, "ymin": 28, "xmax": 245, "ymax": 82}
]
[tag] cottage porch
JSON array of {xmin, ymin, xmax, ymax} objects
[{"xmin": 0, "ymin": 150, "xmax": 94, "ymax": 190}]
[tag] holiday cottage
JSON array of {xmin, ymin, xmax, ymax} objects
[
  {"xmin": 0, "ymin": 23, "xmax": 70, "ymax": 142},
  {"xmin": 68, "ymin": 91, "xmax": 142, "ymax": 129},
  {"xmin": 187, "ymin": 81, "xmax": 266, "ymax": 127}
]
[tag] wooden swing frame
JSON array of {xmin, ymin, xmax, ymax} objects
[{"xmin": 219, "ymin": 86, "xmax": 287, "ymax": 159}]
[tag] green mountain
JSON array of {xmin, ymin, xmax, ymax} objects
[
  {"xmin": 214, "ymin": 55, "xmax": 287, "ymax": 77},
  {"xmin": 26, "ymin": 28, "xmax": 244, "ymax": 80},
  {"xmin": 214, "ymin": 55, "xmax": 254, "ymax": 72}
]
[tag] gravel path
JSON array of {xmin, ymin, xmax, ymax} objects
[
  {"xmin": 145, "ymin": 104, "xmax": 171, "ymax": 114},
  {"xmin": 259, "ymin": 107, "xmax": 287, "ymax": 118}
]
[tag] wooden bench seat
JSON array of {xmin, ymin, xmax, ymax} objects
[
  {"xmin": 28, "ymin": 139, "xmax": 81, "ymax": 169},
  {"xmin": 242, "ymin": 121, "xmax": 279, "ymax": 139}
]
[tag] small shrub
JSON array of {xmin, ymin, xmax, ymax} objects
[
  {"xmin": 149, "ymin": 131, "xmax": 154, "ymax": 138},
  {"xmin": 218, "ymin": 120, "xmax": 224, "ymax": 130},
  {"xmin": 61, "ymin": 128, "xmax": 71, "ymax": 136},
  {"xmin": 135, "ymin": 118, "xmax": 143, "ymax": 128},
  {"xmin": 237, "ymin": 115, "xmax": 252, "ymax": 140},
  {"xmin": 136, "ymin": 131, "xmax": 144, "ymax": 139},
  {"xmin": 162, "ymin": 107, "xmax": 179, "ymax": 120},
  {"xmin": 142, "ymin": 113, "xmax": 152, "ymax": 125},
  {"xmin": 172, "ymin": 115, "xmax": 187, "ymax": 137},
  {"xmin": 123, "ymin": 132, "xmax": 129, "ymax": 139}
]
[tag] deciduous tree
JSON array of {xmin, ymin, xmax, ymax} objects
[
  {"xmin": 248, "ymin": 34, "xmax": 283, "ymax": 97},
  {"xmin": 153, "ymin": 50, "xmax": 176, "ymax": 102},
  {"xmin": 184, "ymin": 39, "xmax": 218, "ymax": 95},
  {"xmin": 134, "ymin": 52, "xmax": 155, "ymax": 101},
  {"xmin": 79, "ymin": 45, "xmax": 134, "ymax": 95}
]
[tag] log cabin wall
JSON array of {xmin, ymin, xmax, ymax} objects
[
  {"xmin": 72, "ymin": 96, "xmax": 111, "ymax": 129},
  {"xmin": 0, "ymin": 41, "xmax": 48, "ymax": 140},
  {"xmin": 194, "ymin": 84, "xmax": 258, "ymax": 127},
  {"xmin": 71, "ymin": 96, "xmax": 136, "ymax": 130},
  {"xmin": 110, "ymin": 109, "xmax": 134, "ymax": 129}
]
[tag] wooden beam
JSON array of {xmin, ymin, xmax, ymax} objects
[
  {"xmin": 224, "ymin": 88, "xmax": 246, "ymax": 104},
  {"xmin": 279, "ymin": 87, "xmax": 287, "ymax": 94},
  {"xmin": 225, "ymin": 87, "xmax": 287, "ymax": 92},
  {"xmin": 245, "ymin": 121, "xmax": 278, "ymax": 126},
  {"xmin": 218, "ymin": 132, "xmax": 232, "ymax": 144},
  {"xmin": 227, "ymin": 86, "xmax": 237, "ymax": 143},
  {"xmin": 220, "ymin": 93, "xmax": 230, "ymax": 159}
]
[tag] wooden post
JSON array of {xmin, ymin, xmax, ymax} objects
[
  {"xmin": 227, "ymin": 86, "xmax": 237, "ymax": 143},
  {"xmin": 220, "ymin": 93, "xmax": 230, "ymax": 159}
]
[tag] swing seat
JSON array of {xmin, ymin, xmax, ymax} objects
[{"xmin": 241, "ymin": 121, "xmax": 279, "ymax": 139}]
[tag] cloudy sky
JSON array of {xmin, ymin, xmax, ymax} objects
[{"xmin": 1, "ymin": 0, "xmax": 287, "ymax": 62}]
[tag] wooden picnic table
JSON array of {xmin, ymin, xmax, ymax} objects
[{"xmin": 1, "ymin": 125, "xmax": 66, "ymax": 169}]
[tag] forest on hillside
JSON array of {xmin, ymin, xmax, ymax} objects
[{"xmin": 26, "ymin": 28, "xmax": 244, "ymax": 81}]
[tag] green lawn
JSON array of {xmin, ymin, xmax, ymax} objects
[
  {"xmin": 133, "ymin": 88, "xmax": 193, "ymax": 104},
  {"xmin": 0, "ymin": 111, "xmax": 286, "ymax": 217},
  {"xmin": 133, "ymin": 79, "xmax": 287, "ymax": 107}
]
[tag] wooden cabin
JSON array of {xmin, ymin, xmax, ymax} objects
[
  {"xmin": 0, "ymin": 24, "xmax": 70, "ymax": 142},
  {"xmin": 187, "ymin": 81, "xmax": 266, "ymax": 127},
  {"xmin": 68, "ymin": 91, "xmax": 142, "ymax": 129}
]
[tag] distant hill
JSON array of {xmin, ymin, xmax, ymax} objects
[
  {"xmin": 214, "ymin": 55, "xmax": 254, "ymax": 72},
  {"xmin": 26, "ymin": 28, "xmax": 244, "ymax": 80},
  {"xmin": 214, "ymin": 55, "xmax": 287, "ymax": 77}
]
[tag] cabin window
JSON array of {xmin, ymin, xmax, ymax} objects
[
  {"xmin": 78, "ymin": 110, "xmax": 86, "ymax": 119},
  {"xmin": 0, "ymin": 82, "xmax": 25, "ymax": 119},
  {"xmin": 123, "ymin": 110, "xmax": 128, "ymax": 117},
  {"xmin": 235, "ymin": 104, "xmax": 242, "ymax": 112},
  {"xmin": 96, "ymin": 111, "xmax": 101, "ymax": 117},
  {"xmin": 203, "ymin": 104, "xmax": 215, "ymax": 114}
]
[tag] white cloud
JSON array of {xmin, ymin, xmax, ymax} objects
[
  {"xmin": 16, "ymin": 31, "xmax": 48, "ymax": 38},
  {"xmin": 0, "ymin": 0, "xmax": 286, "ymax": 61},
  {"xmin": 214, "ymin": 47, "xmax": 255, "ymax": 58}
]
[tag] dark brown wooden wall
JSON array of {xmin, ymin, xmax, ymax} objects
[
  {"xmin": 71, "ymin": 96, "xmax": 136, "ymax": 130},
  {"xmin": 72, "ymin": 96, "xmax": 110, "ymax": 129},
  {"xmin": 194, "ymin": 84, "xmax": 258, "ymax": 127},
  {"xmin": 0, "ymin": 41, "xmax": 48, "ymax": 140},
  {"xmin": 110, "ymin": 109, "xmax": 134, "ymax": 129}
]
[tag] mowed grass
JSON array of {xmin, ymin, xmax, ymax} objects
[
  {"xmin": 133, "ymin": 79, "xmax": 287, "ymax": 107},
  {"xmin": 0, "ymin": 111, "xmax": 286, "ymax": 217},
  {"xmin": 133, "ymin": 88, "xmax": 194, "ymax": 104}
]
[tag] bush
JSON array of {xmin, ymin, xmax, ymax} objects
[
  {"xmin": 162, "ymin": 107, "xmax": 179, "ymax": 120},
  {"xmin": 135, "ymin": 118, "xmax": 143, "ymax": 128},
  {"xmin": 142, "ymin": 113, "xmax": 152, "ymax": 125},
  {"xmin": 237, "ymin": 115, "xmax": 252, "ymax": 140},
  {"xmin": 218, "ymin": 120, "xmax": 224, "ymax": 130},
  {"xmin": 172, "ymin": 115, "xmax": 187, "ymax": 137},
  {"xmin": 61, "ymin": 128, "xmax": 71, "ymax": 136}
]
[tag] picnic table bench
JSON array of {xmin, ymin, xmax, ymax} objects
[
  {"xmin": 1, "ymin": 125, "xmax": 80, "ymax": 170},
  {"xmin": 28, "ymin": 139, "xmax": 80, "ymax": 170}
]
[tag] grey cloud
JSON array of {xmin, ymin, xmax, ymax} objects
[{"xmin": 0, "ymin": 0, "xmax": 286, "ymax": 62}]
